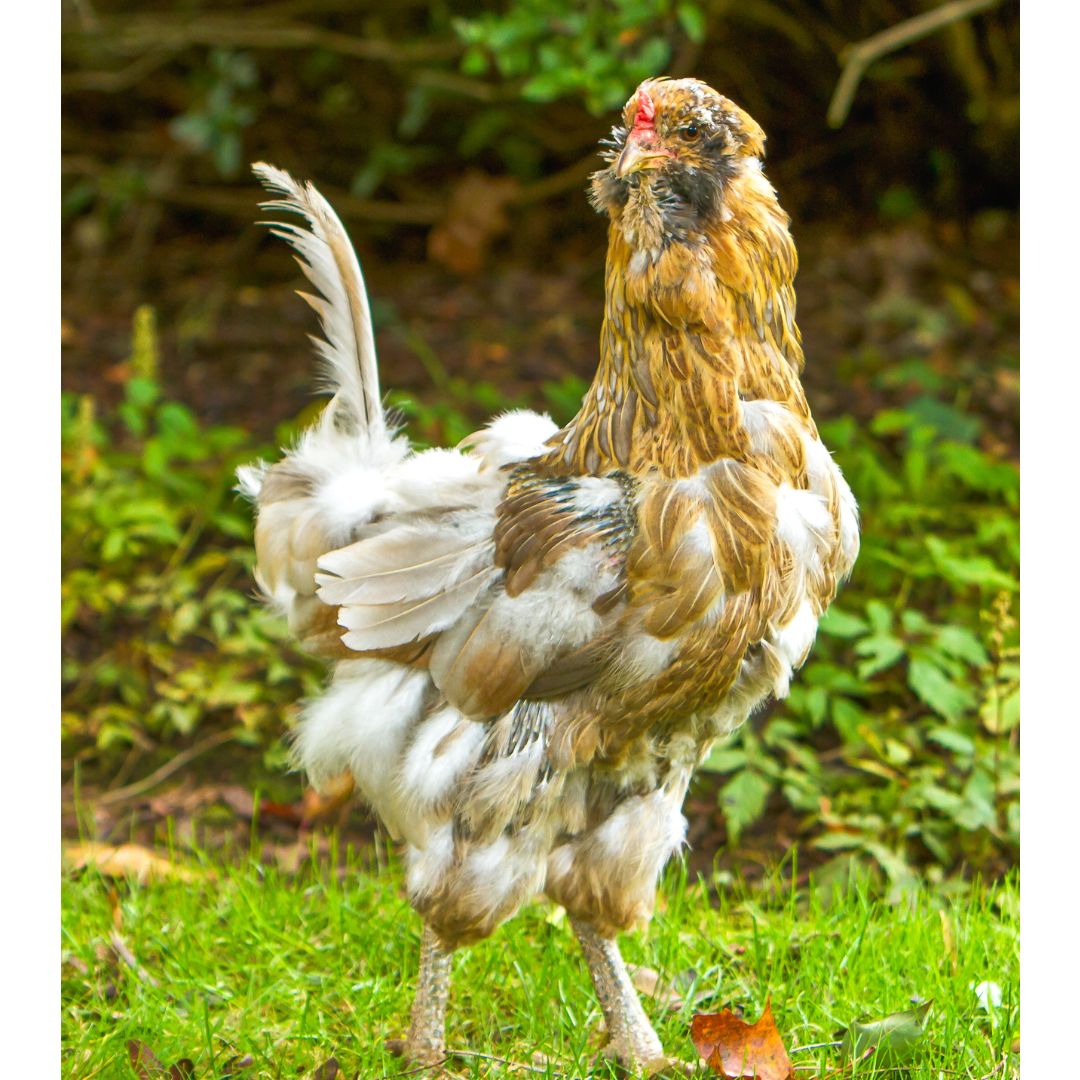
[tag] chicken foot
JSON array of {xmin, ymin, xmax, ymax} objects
[
  {"xmin": 398, "ymin": 924, "xmax": 451, "ymax": 1066},
  {"xmin": 570, "ymin": 917, "xmax": 671, "ymax": 1073}
]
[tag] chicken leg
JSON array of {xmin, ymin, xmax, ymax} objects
[
  {"xmin": 401, "ymin": 924, "xmax": 451, "ymax": 1066},
  {"xmin": 570, "ymin": 917, "xmax": 669, "ymax": 1072}
]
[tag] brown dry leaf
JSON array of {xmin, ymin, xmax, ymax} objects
[
  {"xmin": 301, "ymin": 772, "xmax": 356, "ymax": 825},
  {"xmin": 258, "ymin": 798, "xmax": 303, "ymax": 825},
  {"xmin": 630, "ymin": 966, "xmax": 690, "ymax": 1012},
  {"xmin": 128, "ymin": 1040, "xmax": 167, "ymax": 1079},
  {"xmin": 428, "ymin": 171, "xmax": 520, "ymax": 275},
  {"xmin": 64, "ymin": 842, "xmax": 198, "ymax": 884},
  {"xmin": 631, "ymin": 966, "xmax": 663, "ymax": 996},
  {"xmin": 107, "ymin": 885, "xmax": 124, "ymax": 931},
  {"xmin": 309, "ymin": 1058, "xmax": 340, "ymax": 1080},
  {"xmin": 690, "ymin": 1000, "xmax": 793, "ymax": 1079}
]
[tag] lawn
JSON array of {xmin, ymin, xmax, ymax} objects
[{"xmin": 62, "ymin": 841, "xmax": 1018, "ymax": 1079}]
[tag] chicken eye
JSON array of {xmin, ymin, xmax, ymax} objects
[{"xmin": 679, "ymin": 124, "xmax": 700, "ymax": 141}]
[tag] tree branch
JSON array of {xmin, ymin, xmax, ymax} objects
[
  {"xmin": 827, "ymin": 0, "xmax": 1003, "ymax": 128},
  {"xmin": 65, "ymin": 13, "xmax": 460, "ymax": 65}
]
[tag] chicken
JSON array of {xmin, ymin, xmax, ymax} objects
[{"xmin": 239, "ymin": 77, "xmax": 859, "ymax": 1073}]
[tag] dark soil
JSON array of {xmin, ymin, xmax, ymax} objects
[{"xmin": 62, "ymin": 208, "xmax": 1018, "ymax": 457}]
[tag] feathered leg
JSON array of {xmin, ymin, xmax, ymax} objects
[
  {"xmin": 570, "ymin": 917, "xmax": 668, "ymax": 1072},
  {"xmin": 401, "ymin": 925, "xmax": 451, "ymax": 1066}
]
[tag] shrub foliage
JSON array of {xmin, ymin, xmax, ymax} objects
[{"xmin": 62, "ymin": 303, "xmax": 1018, "ymax": 884}]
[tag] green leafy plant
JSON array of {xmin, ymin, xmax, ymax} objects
[
  {"xmin": 61, "ymin": 307, "xmax": 322, "ymax": 762},
  {"xmin": 169, "ymin": 50, "xmax": 259, "ymax": 177},
  {"xmin": 455, "ymin": 0, "xmax": 704, "ymax": 114},
  {"xmin": 702, "ymin": 385, "xmax": 1019, "ymax": 882}
]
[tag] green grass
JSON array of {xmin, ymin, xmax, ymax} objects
[{"xmin": 62, "ymin": 842, "xmax": 1018, "ymax": 1079}]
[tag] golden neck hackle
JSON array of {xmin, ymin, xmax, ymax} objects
[{"xmin": 543, "ymin": 170, "xmax": 811, "ymax": 479}]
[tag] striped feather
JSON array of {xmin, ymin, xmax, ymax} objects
[{"xmin": 252, "ymin": 163, "xmax": 384, "ymax": 440}]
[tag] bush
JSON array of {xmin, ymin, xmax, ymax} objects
[
  {"xmin": 702, "ymin": 405, "xmax": 1018, "ymax": 884},
  {"xmin": 61, "ymin": 308, "xmax": 323, "ymax": 769},
  {"xmin": 61, "ymin": 306, "xmax": 1018, "ymax": 883}
]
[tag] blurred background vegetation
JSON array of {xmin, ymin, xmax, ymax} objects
[{"xmin": 61, "ymin": 0, "xmax": 1018, "ymax": 893}]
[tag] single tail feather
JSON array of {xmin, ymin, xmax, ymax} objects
[{"xmin": 252, "ymin": 162, "xmax": 385, "ymax": 442}]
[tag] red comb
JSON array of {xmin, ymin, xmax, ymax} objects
[{"xmin": 630, "ymin": 89, "xmax": 657, "ymax": 138}]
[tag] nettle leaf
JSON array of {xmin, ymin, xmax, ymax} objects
[
  {"xmin": 831, "ymin": 698, "xmax": 869, "ymax": 743},
  {"xmin": 864, "ymin": 599, "xmax": 895, "ymax": 634},
  {"xmin": 855, "ymin": 634, "xmax": 906, "ymax": 678},
  {"xmin": 720, "ymin": 769, "xmax": 771, "ymax": 840},
  {"xmin": 957, "ymin": 770, "xmax": 998, "ymax": 831},
  {"xmin": 926, "ymin": 536, "xmax": 1016, "ymax": 592},
  {"xmin": 819, "ymin": 606, "xmax": 869, "ymax": 638},
  {"xmin": 934, "ymin": 625, "xmax": 990, "ymax": 666},
  {"xmin": 676, "ymin": 2, "xmax": 706, "ymax": 42},
  {"xmin": 908, "ymin": 657, "xmax": 973, "ymax": 720},
  {"xmin": 813, "ymin": 831, "xmax": 863, "ymax": 851},
  {"xmin": 939, "ymin": 442, "xmax": 1019, "ymax": 499},
  {"xmin": 700, "ymin": 746, "xmax": 746, "ymax": 773},
  {"xmin": 838, "ymin": 1001, "xmax": 932, "ymax": 1064},
  {"xmin": 805, "ymin": 663, "xmax": 866, "ymax": 695},
  {"xmin": 907, "ymin": 395, "xmax": 981, "ymax": 443},
  {"xmin": 927, "ymin": 726, "xmax": 975, "ymax": 756}
]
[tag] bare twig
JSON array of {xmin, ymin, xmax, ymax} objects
[
  {"xmin": 166, "ymin": 182, "xmax": 445, "ymax": 227},
  {"xmin": 61, "ymin": 157, "xmax": 446, "ymax": 226},
  {"xmin": 65, "ymin": 13, "xmax": 459, "ymax": 65},
  {"xmin": 515, "ymin": 151, "xmax": 600, "ymax": 206},
  {"xmin": 68, "ymin": 0, "xmax": 99, "ymax": 32},
  {"xmin": 383, "ymin": 1059, "xmax": 446, "ymax": 1079},
  {"xmin": 448, "ymin": 1049, "xmax": 570, "ymax": 1077},
  {"xmin": 109, "ymin": 930, "xmax": 159, "ymax": 988},
  {"xmin": 62, "ymin": 50, "xmax": 175, "ymax": 93},
  {"xmin": 411, "ymin": 68, "xmax": 507, "ymax": 103},
  {"xmin": 978, "ymin": 1056, "xmax": 1010, "ymax": 1080},
  {"xmin": 827, "ymin": 0, "xmax": 1003, "ymax": 127},
  {"xmin": 94, "ymin": 728, "xmax": 239, "ymax": 807}
]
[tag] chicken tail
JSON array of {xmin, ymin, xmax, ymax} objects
[
  {"xmin": 252, "ymin": 162, "xmax": 386, "ymax": 444},
  {"xmin": 238, "ymin": 166, "xmax": 410, "ymax": 648}
]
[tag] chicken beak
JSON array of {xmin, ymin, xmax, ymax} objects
[{"xmin": 615, "ymin": 138, "xmax": 670, "ymax": 178}]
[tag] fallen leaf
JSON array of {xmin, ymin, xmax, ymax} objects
[
  {"xmin": 972, "ymin": 981, "xmax": 1002, "ymax": 1011},
  {"xmin": 258, "ymin": 799, "xmax": 303, "ymax": 825},
  {"xmin": 108, "ymin": 885, "xmax": 124, "ymax": 931},
  {"xmin": 632, "ymin": 966, "xmax": 718, "ymax": 1013},
  {"xmin": 128, "ymin": 1040, "xmax": 166, "ymax": 1079},
  {"xmin": 837, "ymin": 1001, "xmax": 931, "ymax": 1065},
  {"xmin": 111, "ymin": 930, "xmax": 160, "ymax": 988},
  {"xmin": 428, "ymin": 171, "xmax": 520, "ymax": 275},
  {"xmin": 218, "ymin": 785, "xmax": 256, "ymax": 818},
  {"xmin": 63, "ymin": 952, "xmax": 89, "ymax": 977},
  {"xmin": 168, "ymin": 1060, "xmax": 195, "ymax": 1080},
  {"xmin": 65, "ymin": 842, "xmax": 198, "ymax": 884},
  {"xmin": 301, "ymin": 772, "xmax": 355, "ymax": 825},
  {"xmin": 310, "ymin": 1058, "xmax": 340, "ymax": 1080},
  {"xmin": 691, "ymin": 999, "xmax": 793, "ymax": 1079},
  {"xmin": 631, "ymin": 966, "xmax": 665, "ymax": 997}
]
